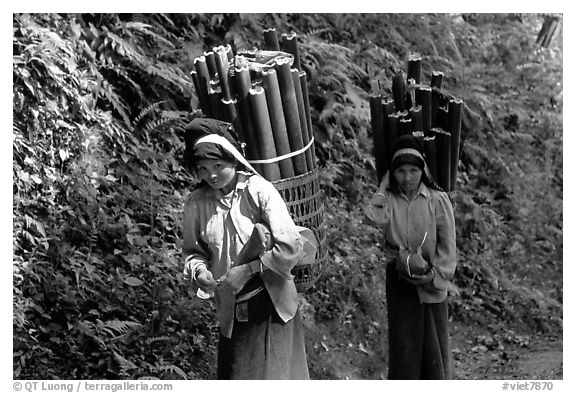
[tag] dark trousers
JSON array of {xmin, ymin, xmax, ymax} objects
[
  {"xmin": 217, "ymin": 289, "xmax": 309, "ymax": 380},
  {"xmin": 386, "ymin": 263, "xmax": 454, "ymax": 379}
]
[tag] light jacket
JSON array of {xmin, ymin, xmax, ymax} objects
[
  {"xmin": 182, "ymin": 172, "xmax": 303, "ymax": 337},
  {"xmin": 365, "ymin": 177, "xmax": 457, "ymax": 303}
]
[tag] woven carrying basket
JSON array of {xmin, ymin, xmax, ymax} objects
[{"xmin": 272, "ymin": 167, "xmax": 326, "ymax": 292}]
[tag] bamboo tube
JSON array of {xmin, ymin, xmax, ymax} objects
[
  {"xmin": 261, "ymin": 68, "xmax": 295, "ymax": 178},
  {"xmin": 431, "ymin": 70, "xmax": 444, "ymax": 90},
  {"xmin": 409, "ymin": 105, "xmax": 423, "ymax": 133},
  {"xmin": 448, "ymin": 98, "xmax": 463, "ymax": 191},
  {"xmin": 415, "ymin": 86, "xmax": 432, "ymax": 135},
  {"xmin": 370, "ymin": 80, "xmax": 381, "ymax": 95},
  {"xmin": 214, "ymin": 45, "xmax": 231, "ymax": 100},
  {"xmin": 407, "ymin": 53, "xmax": 422, "ymax": 84},
  {"xmin": 204, "ymin": 51, "xmax": 218, "ymax": 79},
  {"xmin": 299, "ymin": 70, "xmax": 317, "ymax": 167},
  {"xmin": 370, "ymin": 94, "xmax": 385, "ymax": 180},
  {"xmin": 248, "ymin": 85, "xmax": 282, "ymax": 181},
  {"xmin": 224, "ymin": 43, "xmax": 234, "ymax": 61},
  {"xmin": 433, "ymin": 128, "xmax": 451, "ymax": 192},
  {"xmin": 431, "ymin": 89, "xmax": 447, "ymax": 129},
  {"xmin": 263, "ymin": 28, "xmax": 280, "ymax": 51},
  {"xmin": 399, "ymin": 118, "xmax": 413, "ymax": 136},
  {"xmin": 536, "ymin": 15, "xmax": 560, "ymax": 48},
  {"xmin": 387, "ymin": 112, "xmax": 401, "ymax": 168},
  {"xmin": 381, "ymin": 98, "xmax": 395, "ymax": 175},
  {"xmin": 208, "ymin": 83, "xmax": 223, "ymax": 121},
  {"xmin": 281, "ymin": 32, "xmax": 301, "ymax": 70},
  {"xmin": 291, "ymin": 68, "xmax": 314, "ymax": 172},
  {"xmin": 233, "ymin": 65, "xmax": 261, "ymax": 173},
  {"xmin": 275, "ymin": 57, "xmax": 307, "ymax": 175},
  {"xmin": 190, "ymin": 70, "xmax": 205, "ymax": 112},
  {"xmin": 221, "ymin": 98, "xmax": 239, "ymax": 129},
  {"xmin": 436, "ymin": 105, "xmax": 449, "ymax": 131},
  {"xmin": 392, "ymin": 71, "xmax": 406, "ymax": 112},
  {"xmin": 423, "ymin": 136, "xmax": 438, "ymax": 183},
  {"xmin": 193, "ymin": 56, "xmax": 213, "ymax": 117}
]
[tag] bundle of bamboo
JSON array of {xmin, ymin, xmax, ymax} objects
[
  {"xmin": 190, "ymin": 30, "xmax": 324, "ymax": 292},
  {"xmin": 369, "ymin": 54, "xmax": 464, "ymax": 192}
]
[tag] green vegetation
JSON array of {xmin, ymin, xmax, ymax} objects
[{"xmin": 13, "ymin": 13, "xmax": 562, "ymax": 379}]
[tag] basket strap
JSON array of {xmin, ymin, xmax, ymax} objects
[{"xmin": 247, "ymin": 137, "xmax": 314, "ymax": 164}]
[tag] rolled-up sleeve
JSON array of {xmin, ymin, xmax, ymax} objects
[
  {"xmin": 182, "ymin": 197, "xmax": 211, "ymax": 287},
  {"xmin": 252, "ymin": 179, "xmax": 302, "ymax": 280},
  {"xmin": 431, "ymin": 192, "xmax": 457, "ymax": 290}
]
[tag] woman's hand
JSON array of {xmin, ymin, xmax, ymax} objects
[
  {"xmin": 196, "ymin": 268, "xmax": 218, "ymax": 292},
  {"xmin": 218, "ymin": 265, "xmax": 252, "ymax": 295}
]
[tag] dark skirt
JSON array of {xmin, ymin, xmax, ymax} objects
[
  {"xmin": 386, "ymin": 263, "xmax": 454, "ymax": 379},
  {"xmin": 217, "ymin": 288, "xmax": 309, "ymax": 380}
]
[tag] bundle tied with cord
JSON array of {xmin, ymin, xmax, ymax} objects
[{"xmin": 190, "ymin": 28, "xmax": 324, "ymax": 292}]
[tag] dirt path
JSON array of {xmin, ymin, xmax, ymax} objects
[{"xmin": 451, "ymin": 322, "xmax": 563, "ymax": 380}]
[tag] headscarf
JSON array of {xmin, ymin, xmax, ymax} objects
[
  {"xmin": 183, "ymin": 118, "xmax": 258, "ymax": 175},
  {"xmin": 388, "ymin": 135, "xmax": 444, "ymax": 192}
]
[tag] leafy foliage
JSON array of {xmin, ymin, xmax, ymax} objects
[{"xmin": 13, "ymin": 13, "xmax": 562, "ymax": 379}]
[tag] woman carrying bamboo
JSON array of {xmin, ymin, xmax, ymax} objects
[
  {"xmin": 181, "ymin": 118, "xmax": 310, "ymax": 379},
  {"xmin": 365, "ymin": 134, "xmax": 458, "ymax": 379}
]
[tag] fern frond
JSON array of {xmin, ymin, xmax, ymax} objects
[
  {"xmin": 145, "ymin": 335, "xmax": 177, "ymax": 345},
  {"xmin": 143, "ymin": 117, "xmax": 174, "ymax": 134},
  {"xmin": 158, "ymin": 364, "xmax": 188, "ymax": 380},
  {"xmin": 99, "ymin": 320, "xmax": 142, "ymax": 337},
  {"xmin": 133, "ymin": 101, "xmax": 164, "ymax": 129}
]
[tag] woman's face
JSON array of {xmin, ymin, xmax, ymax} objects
[
  {"xmin": 196, "ymin": 159, "xmax": 237, "ymax": 194},
  {"xmin": 393, "ymin": 163, "xmax": 422, "ymax": 197}
]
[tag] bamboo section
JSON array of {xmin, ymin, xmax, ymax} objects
[
  {"xmin": 275, "ymin": 57, "xmax": 308, "ymax": 175},
  {"xmin": 233, "ymin": 64, "xmax": 261, "ymax": 173},
  {"xmin": 248, "ymin": 85, "xmax": 282, "ymax": 181},
  {"xmin": 392, "ymin": 71, "xmax": 406, "ymax": 112},
  {"xmin": 213, "ymin": 45, "xmax": 231, "ymax": 100},
  {"xmin": 263, "ymin": 28, "xmax": 280, "ymax": 51},
  {"xmin": 448, "ymin": 98, "xmax": 463, "ymax": 191},
  {"xmin": 190, "ymin": 71, "xmax": 205, "ymax": 115},
  {"xmin": 370, "ymin": 94, "xmax": 386, "ymax": 180},
  {"xmin": 415, "ymin": 86, "xmax": 432, "ymax": 134},
  {"xmin": 536, "ymin": 15, "xmax": 561, "ymax": 48},
  {"xmin": 193, "ymin": 56, "xmax": 213, "ymax": 117},
  {"xmin": 299, "ymin": 70, "xmax": 317, "ymax": 164},
  {"xmin": 433, "ymin": 128, "xmax": 451, "ymax": 192},
  {"xmin": 208, "ymin": 83, "xmax": 223, "ymax": 121},
  {"xmin": 381, "ymin": 98, "xmax": 395, "ymax": 175},
  {"xmin": 204, "ymin": 51, "xmax": 218, "ymax": 79},
  {"xmin": 399, "ymin": 118, "xmax": 413, "ymax": 136},
  {"xmin": 407, "ymin": 53, "xmax": 422, "ymax": 84},
  {"xmin": 221, "ymin": 98, "xmax": 239, "ymax": 127},
  {"xmin": 281, "ymin": 32, "xmax": 301, "ymax": 70},
  {"xmin": 387, "ymin": 112, "xmax": 401, "ymax": 168},
  {"xmin": 423, "ymin": 136, "xmax": 438, "ymax": 183},
  {"xmin": 262, "ymin": 68, "xmax": 296, "ymax": 178},
  {"xmin": 431, "ymin": 70, "xmax": 444, "ymax": 90},
  {"xmin": 292, "ymin": 68, "xmax": 314, "ymax": 171},
  {"xmin": 435, "ymin": 105, "xmax": 449, "ymax": 132},
  {"xmin": 408, "ymin": 105, "xmax": 423, "ymax": 133}
]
